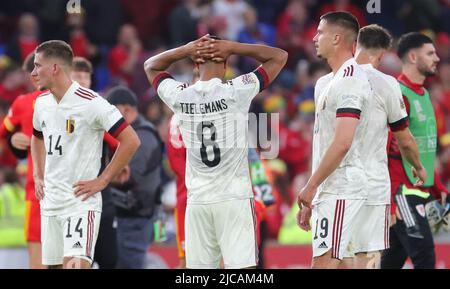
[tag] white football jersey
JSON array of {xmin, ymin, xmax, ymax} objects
[
  {"xmin": 312, "ymin": 58, "xmax": 371, "ymax": 204},
  {"xmin": 33, "ymin": 82, "xmax": 125, "ymax": 216},
  {"xmin": 360, "ymin": 64, "xmax": 408, "ymax": 205},
  {"xmin": 156, "ymin": 68, "xmax": 269, "ymax": 204}
]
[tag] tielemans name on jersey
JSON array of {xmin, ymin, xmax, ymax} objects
[{"xmin": 180, "ymin": 99, "xmax": 228, "ymax": 115}]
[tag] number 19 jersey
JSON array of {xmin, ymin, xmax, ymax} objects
[{"xmin": 155, "ymin": 67, "xmax": 269, "ymax": 204}]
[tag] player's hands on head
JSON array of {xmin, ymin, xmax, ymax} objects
[
  {"xmin": 73, "ymin": 177, "xmax": 109, "ymax": 201},
  {"xmin": 11, "ymin": 132, "xmax": 31, "ymax": 150},
  {"xmin": 34, "ymin": 177, "xmax": 45, "ymax": 200},
  {"xmin": 185, "ymin": 34, "xmax": 212, "ymax": 64},
  {"xmin": 194, "ymin": 36, "xmax": 232, "ymax": 63},
  {"xmin": 412, "ymin": 165, "xmax": 426, "ymax": 187},
  {"xmin": 297, "ymin": 206, "xmax": 312, "ymax": 231}
]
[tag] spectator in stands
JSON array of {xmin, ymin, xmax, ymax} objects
[
  {"xmin": 169, "ymin": 0, "xmax": 201, "ymax": 47},
  {"xmin": 317, "ymin": 0, "xmax": 367, "ymax": 27},
  {"xmin": 238, "ymin": 6, "xmax": 276, "ymax": 46},
  {"xmin": 66, "ymin": 11, "xmax": 98, "ymax": 61},
  {"xmin": 0, "ymin": 64, "xmax": 29, "ymax": 104},
  {"xmin": 277, "ymin": 0, "xmax": 317, "ymax": 68},
  {"xmin": 212, "ymin": 0, "xmax": 249, "ymax": 40},
  {"xmin": 108, "ymin": 24, "xmax": 143, "ymax": 86},
  {"xmin": 6, "ymin": 13, "xmax": 39, "ymax": 64},
  {"xmin": 397, "ymin": 0, "xmax": 441, "ymax": 32}
]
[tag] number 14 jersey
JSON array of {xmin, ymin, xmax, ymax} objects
[
  {"xmin": 32, "ymin": 81, "xmax": 125, "ymax": 216},
  {"xmin": 155, "ymin": 68, "xmax": 269, "ymax": 205}
]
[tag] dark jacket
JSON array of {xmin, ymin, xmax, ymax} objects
[{"xmin": 112, "ymin": 115, "xmax": 163, "ymax": 218}]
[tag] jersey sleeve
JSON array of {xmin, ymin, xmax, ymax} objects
[
  {"xmin": 88, "ymin": 96, "xmax": 128, "ymax": 138},
  {"xmin": 1, "ymin": 98, "xmax": 21, "ymax": 136},
  {"xmin": 334, "ymin": 77, "xmax": 365, "ymax": 119},
  {"xmin": 230, "ymin": 66, "xmax": 269, "ymax": 108},
  {"xmin": 386, "ymin": 80, "xmax": 409, "ymax": 132},
  {"xmin": 32, "ymin": 100, "xmax": 43, "ymax": 138},
  {"xmin": 154, "ymin": 72, "xmax": 186, "ymax": 111}
]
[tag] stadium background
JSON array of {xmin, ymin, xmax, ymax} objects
[{"xmin": 0, "ymin": 0, "xmax": 450, "ymax": 268}]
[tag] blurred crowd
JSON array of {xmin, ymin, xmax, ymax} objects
[{"xmin": 0, "ymin": 0, "xmax": 450, "ymax": 242}]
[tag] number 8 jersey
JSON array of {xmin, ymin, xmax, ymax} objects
[
  {"xmin": 155, "ymin": 67, "xmax": 269, "ymax": 205},
  {"xmin": 32, "ymin": 81, "xmax": 126, "ymax": 216}
]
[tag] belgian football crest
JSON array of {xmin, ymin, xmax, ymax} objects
[{"xmin": 66, "ymin": 118, "xmax": 75, "ymax": 134}]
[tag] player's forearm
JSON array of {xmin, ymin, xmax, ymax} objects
[
  {"xmin": 306, "ymin": 141, "xmax": 351, "ymax": 190},
  {"xmin": 144, "ymin": 45, "xmax": 190, "ymax": 74},
  {"xmin": 228, "ymin": 42, "xmax": 287, "ymax": 65},
  {"xmin": 31, "ymin": 135, "xmax": 45, "ymax": 180},
  {"xmin": 99, "ymin": 127, "xmax": 140, "ymax": 184},
  {"xmin": 394, "ymin": 129, "xmax": 422, "ymax": 171}
]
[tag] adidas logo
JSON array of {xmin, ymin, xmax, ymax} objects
[
  {"xmin": 318, "ymin": 241, "xmax": 328, "ymax": 249},
  {"xmin": 41, "ymin": 121, "xmax": 46, "ymax": 128},
  {"xmin": 72, "ymin": 241, "xmax": 83, "ymax": 249}
]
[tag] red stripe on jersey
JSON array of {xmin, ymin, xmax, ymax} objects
[
  {"xmin": 76, "ymin": 89, "xmax": 94, "ymax": 99},
  {"xmin": 33, "ymin": 128, "xmax": 43, "ymax": 139},
  {"xmin": 343, "ymin": 68, "xmax": 348, "ymax": 77},
  {"xmin": 78, "ymin": 87, "xmax": 96, "ymax": 98},
  {"xmin": 75, "ymin": 91, "xmax": 93, "ymax": 100},
  {"xmin": 332, "ymin": 200, "xmax": 345, "ymax": 259},
  {"xmin": 385, "ymin": 205, "xmax": 390, "ymax": 249},
  {"xmin": 350, "ymin": 65, "xmax": 354, "ymax": 76},
  {"xmin": 336, "ymin": 112, "xmax": 360, "ymax": 119},
  {"xmin": 86, "ymin": 211, "xmax": 93, "ymax": 257},
  {"xmin": 254, "ymin": 66, "xmax": 270, "ymax": 92},
  {"xmin": 332, "ymin": 200, "xmax": 340, "ymax": 258},
  {"xmin": 389, "ymin": 117, "xmax": 409, "ymax": 132},
  {"xmin": 152, "ymin": 72, "xmax": 173, "ymax": 90},
  {"xmin": 109, "ymin": 119, "xmax": 128, "ymax": 138}
]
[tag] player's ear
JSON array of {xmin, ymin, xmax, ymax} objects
[
  {"xmin": 408, "ymin": 51, "xmax": 417, "ymax": 64},
  {"xmin": 333, "ymin": 33, "xmax": 340, "ymax": 45}
]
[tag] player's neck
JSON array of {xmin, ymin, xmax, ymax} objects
[
  {"xmin": 51, "ymin": 77, "xmax": 73, "ymax": 103},
  {"xmin": 328, "ymin": 50, "xmax": 353, "ymax": 74},
  {"xmin": 199, "ymin": 72, "xmax": 222, "ymax": 82},
  {"xmin": 355, "ymin": 50, "xmax": 371, "ymax": 67},
  {"xmin": 402, "ymin": 66, "xmax": 425, "ymax": 86}
]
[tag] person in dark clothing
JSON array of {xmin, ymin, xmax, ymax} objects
[
  {"xmin": 107, "ymin": 86, "xmax": 163, "ymax": 269},
  {"xmin": 93, "ymin": 135, "xmax": 119, "ymax": 269}
]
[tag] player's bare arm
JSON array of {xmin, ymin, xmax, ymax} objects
[
  {"xmin": 393, "ymin": 128, "xmax": 426, "ymax": 185},
  {"xmin": 31, "ymin": 134, "xmax": 46, "ymax": 200},
  {"xmin": 73, "ymin": 126, "xmax": 140, "ymax": 201},
  {"xmin": 144, "ymin": 34, "xmax": 211, "ymax": 85},
  {"xmin": 297, "ymin": 206, "xmax": 312, "ymax": 231},
  {"xmin": 198, "ymin": 38, "xmax": 288, "ymax": 82},
  {"xmin": 297, "ymin": 117, "xmax": 359, "ymax": 208},
  {"xmin": 11, "ymin": 132, "xmax": 31, "ymax": 150}
]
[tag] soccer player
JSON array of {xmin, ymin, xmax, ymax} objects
[
  {"xmin": 348, "ymin": 24, "xmax": 426, "ymax": 269},
  {"xmin": 166, "ymin": 115, "xmax": 187, "ymax": 268},
  {"xmin": 71, "ymin": 57, "xmax": 93, "ymax": 89},
  {"xmin": 167, "ymin": 116, "xmax": 275, "ymax": 268},
  {"xmin": 144, "ymin": 35, "xmax": 287, "ymax": 269},
  {"xmin": 0, "ymin": 52, "xmax": 46, "ymax": 269},
  {"xmin": 30, "ymin": 40, "xmax": 140, "ymax": 269},
  {"xmin": 296, "ymin": 12, "xmax": 371, "ymax": 269},
  {"xmin": 1, "ymin": 54, "xmax": 96, "ymax": 269},
  {"xmin": 381, "ymin": 33, "xmax": 448, "ymax": 269}
]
